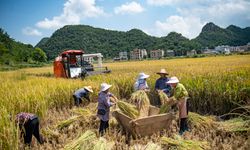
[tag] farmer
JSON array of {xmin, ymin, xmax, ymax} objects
[
  {"xmin": 155, "ymin": 69, "xmax": 171, "ymax": 96},
  {"xmin": 73, "ymin": 86, "xmax": 93, "ymax": 106},
  {"xmin": 167, "ymin": 77, "xmax": 189, "ymax": 135},
  {"xmin": 134, "ymin": 72, "xmax": 150, "ymax": 91},
  {"xmin": 15, "ymin": 112, "xmax": 44, "ymax": 146},
  {"xmin": 97, "ymin": 83, "xmax": 118, "ymax": 136}
]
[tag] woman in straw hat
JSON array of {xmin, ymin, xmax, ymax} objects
[
  {"xmin": 73, "ymin": 86, "xmax": 93, "ymax": 106},
  {"xmin": 167, "ymin": 77, "xmax": 189, "ymax": 135},
  {"xmin": 134, "ymin": 72, "xmax": 150, "ymax": 91},
  {"xmin": 155, "ymin": 69, "xmax": 171, "ymax": 96},
  {"xmin": 97, "ymin": 83, "xmax": 118, "ymax": 136}
]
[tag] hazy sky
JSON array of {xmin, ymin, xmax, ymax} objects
[{"xmin": 0, "ymin": 0, "xmax": 250, "ymax": 46}]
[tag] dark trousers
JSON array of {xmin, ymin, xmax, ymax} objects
[
  {"xmin": 23, "ymin": 118, "xmax": 43, "ymax": 145},
  {"xmin": 179, "ymin": 118, "xmax": 189, "ymax": 135},
  {"xmin": 179, "ymin": 100, "xmax": 189, "ymax": 135},
  {"xmin": 73, "ymin": 95, "xmax": 82, "ymax": 106},
  {"xmin": 99, "ymin": 120, "xmax": 109, "ymax": 136}
]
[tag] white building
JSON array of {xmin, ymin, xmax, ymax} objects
[{"xmin": 130, "ymin": 49, "xmax": 147, "ymax": 60}]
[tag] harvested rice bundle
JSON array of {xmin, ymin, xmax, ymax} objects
[
  {"xmin": 161, "ymin": 135, "xmax": 211, "ymax": 150},
  {"xmin": 159, "ymin": 104, "xmax": 171, "ymax": 114},
  {"xmin": 130, "ymin": 90, "xmax": 150, "ymax": 117},
  {"xmin": 93, "ymin": 137, "xmax": 114, "ymax": 150},
  {"xmin": 158, "ymin": 90, "xmax": 169, "ymax": 105},
  {"xmin": 188, "ymin": 112, "xmax": 216, "ymax": 129},
  {"xmin": 57, "ymin": 115, "xmax": 82, "ymax": 130},
  {"xmin": 130, "ymin": 90, "xmax": 150, "ymax": 110},
  {"xmin": 64, "ymin": 130, "xmax": 96, "ymax": 150},
  {"xmin": 71, "ymin": 108, "xmax": 91, "ymax": 116},
  {"xmin": 159, "ymin": 96, "xmax": 176, "ymax": 114},
  {"xmin": 117, "ymin": 100, "xmax": 139, "ymax": 119},
  {"xmin": 216, "ymin": 118, "xmax": 250, "ymax": 133}
]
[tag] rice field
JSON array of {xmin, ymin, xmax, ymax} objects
[{"xmin": 0, "ymin": 55, "xmax": 249, "ymax": 149}]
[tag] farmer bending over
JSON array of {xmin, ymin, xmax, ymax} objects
[
  {"xmin": 97, "ymin": 83, "xmax": 118, "ymax": 136},
  {"xmin": 167, "ymin": 77, "xmax": 189, "ymax": 135},
  {"xmin": 73, "ymin": 86, "xmax": 93, "ymax": 106},
  {"xmin": 15, "ymin": 112, "xmax": 44, "ymax": 146}
]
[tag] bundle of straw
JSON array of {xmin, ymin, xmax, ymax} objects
[
  {"xmin": 188, "ymin": 112, "xmax": 216, "ymax": 129},
  {"xmin": 130, "ymin": 90, "xmax": 150, "ymax": 117},
  {"xmin": 161, "ymin": 135, "xmax": 211, "ymax": 150},
  {"xmin": 56, "ymin": 115, "xmax": 82, "ymax": 130},
  {"xmin": 117, "ymin": 100, "xmax": 139, "ymax": 119},
  {"xmin": 64, "ymin": 130, "xmax": 96, "ymax": 150}
]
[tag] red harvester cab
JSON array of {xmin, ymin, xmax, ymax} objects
[{"xmin": 54, "ymin": 50, "xmax": 110, "ymax": 79}]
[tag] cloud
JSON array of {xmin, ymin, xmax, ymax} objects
[
  {"xmin": 147, "ymin": 0, "xmax": 181, "ymax": 6},
  {"xmin": 151, "ymin": 15, "xmax": 205, "ymax": 38},
  {"xmin": 114, "ymin": 1, "xmax": 145, "ymax": 15},
  {"xmin": 36, "ymin": 0, "xmax": 105, "ymax": 29},
  {"xmin": 22, "ymin": 27, "xmax": 42, "ymax": 36},
  {"xmin": 147, "ymin": 0, "xmax": 250, "ymax": 38}
]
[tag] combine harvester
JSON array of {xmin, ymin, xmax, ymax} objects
[{"xmin": 54, "ymin": 50, "xmax": 111, "ymax": 79}]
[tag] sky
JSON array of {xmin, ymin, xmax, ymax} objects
[{"xmin": 0, "ymin": 0, "xmax": 250, "ymax": 46}]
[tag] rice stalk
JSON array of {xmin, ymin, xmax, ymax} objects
[
  {"xmin": 64, "ymin": 130, "xmax": 96, "ymax": 150},
  {"xmin": 56, "ymin": 115, "xmax": 82, "ymax": 130},
  {"xmin": 158, "ymin": 90, "xmax": 169, "ymax": 105},
  {"xmin": 161, "ymin": 135, "xmax": 211, "ymax": 150},
  {"xmin": 117, "ymin": 100, "xmax": 139, "ymax": 119},
  {"xmin": 188, "ymin": 112, "xmax": 217, "ymax": 129}
]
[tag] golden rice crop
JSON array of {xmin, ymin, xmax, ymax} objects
[{"xmin": 0, "ymin": 55, "xmax": 250, "ymax": 149}]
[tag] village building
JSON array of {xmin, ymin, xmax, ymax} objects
[
  {"xmin": 150, "ymin": 49, "xmax": 164, "ymax": 59},
  {"xmin": 186, "ymin": 50, "xmax": 197, "ymax": 56},
  {"xmin": 130, "ymin": 49, "xmax": 147, "ymax": 60}
]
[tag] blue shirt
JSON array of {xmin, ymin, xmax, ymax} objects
[
  {"xmin": 134, "ymin": 79, "xmax": 149, "ymax": 91},
  {"xmin": 97, "ymin": 92, "xmax": 114, "ymax": 121},
  {"xmin": 74, "ymin": 88, "xmax": 90, "ymax": 101},
  {"xmin": 155, "ymin": 77, "xmax": 171, "ymax": 95}
]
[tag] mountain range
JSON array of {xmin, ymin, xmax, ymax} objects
[{"xmin": 36, "ymin": 22, "xmax": 250, "ymax": 60}]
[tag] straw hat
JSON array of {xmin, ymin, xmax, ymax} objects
[
  {"xmin": 166, "ymin": 76, "xmax": 179, "ymax": 84},
  {"xmin": 138, "ymin": 72, "xmax": 150, "ymax": 80},
  {"xmin": 156, "ymin": 69, "xmax": 169, "ymax": 75},
  {"xmin": 100, "ymin": 83, "xmax": 112, "ymax": 92},
  {"xmin": 84, "ymin": 86, "xmax": 93, "ymax": 93}
]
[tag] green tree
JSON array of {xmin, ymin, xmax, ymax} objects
[{"xmin": 32, "ymin": 47, "xmax": 47, "ymax": 62}]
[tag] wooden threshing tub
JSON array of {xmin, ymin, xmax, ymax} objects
[{"xmin": 112, "ymin": 106, "xmax": 175, "ymax": 137}]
